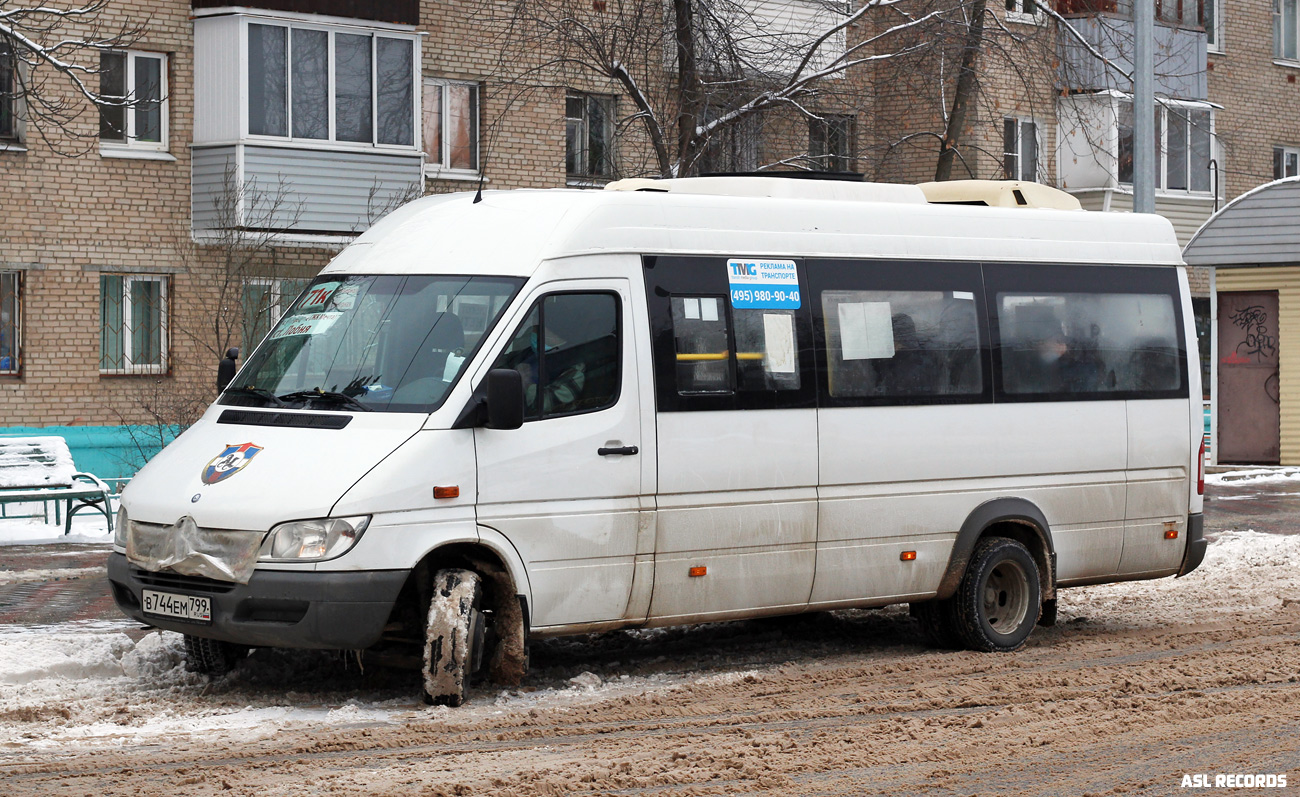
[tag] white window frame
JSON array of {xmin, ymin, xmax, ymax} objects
[
  {"xmin": 1206, "ymin": 0, "xmax": 1224, "ymax": 53},
  {"xmin": 0, "ymin": 270, "xmax": 19, "ymax": 375},
  {"xmin": 98, "ymin": 50, "xmax": 169, "ymax": 156},
  {"xmin": 242, "ymin": 17, "xmax": 421, "ymax": 153},
  {"xmin": 1275, "ymin": 145, "xmax": 1300, "ymax": 179},
  {"xmin": 1002, "ymin": 116, "xmax": 1040, "ymax": 182},
  {"xmin": 1118, "ymin": 99, "xmax": 1217, "ymax": 197},
  {"xmin": 1005, "ymin": 0, "xmax": 1045, "ymax": 24},
  {"xmin": 1276, "ymin": 0, "xmax": 1299, "ymax": 62},
  {"xmin": 242, "ymin": 277, "xmax": 306, "ymax": 349},
  {"xmin": 422, "ymin": 78, "xmax": 480, "ymax": 179},
  {"xmin": 100, "ymin": 274, "xmax": 168, "ymax": 375}
]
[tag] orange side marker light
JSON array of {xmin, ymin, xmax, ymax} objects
[
  {"xmin": 433, "ymin": 485, "xmax": 460, "ymax": 499},
  {"xmin": 900, "ymin": 551, "xmax": 917, "ymax": 561},
  {"xmin": 1165, "ymin": 529, "xmax": 1179, "ymax": 539},
  {"xmin": 689, "ymin": 566, "xmax": 707, "ymax": 577}
]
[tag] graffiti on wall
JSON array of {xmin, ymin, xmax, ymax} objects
[{"xmin": 1230, "ymin": 305, "xmax": 1278, "ymax": 362}]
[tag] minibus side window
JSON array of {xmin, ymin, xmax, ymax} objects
[
  {"xmin": 670, "ymin": 296, "xmax": 732, "ymax": 394},
  {"xmin": 820, "ymin": 290, "xmax": 982, "ymax": 400},
  {"xmin": 997, "ymin": 292, "xmax": 1182, "ymax": 396},
  {"xmin": 490, "ymin": 292, "xmax": 621, "ymax": 419},
  {"xmin": 734, "ymin": 308, "xmax": 801, "ymax": 392}
]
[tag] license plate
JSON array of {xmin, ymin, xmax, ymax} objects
[{"xmin": 142, "ymin": 589, "xmax": 212, "ymax": 624}]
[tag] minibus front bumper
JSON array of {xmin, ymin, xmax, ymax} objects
[{"xmin": 106, "ymin": 552, "xmax": 408, "ymax": 650}]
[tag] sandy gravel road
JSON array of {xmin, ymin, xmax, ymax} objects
[{"xmin": 2, "ymin": 527, "xmax": 1298, "ymax": 797}]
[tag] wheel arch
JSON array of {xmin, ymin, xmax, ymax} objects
[
  {"xmin": 398, "ymin": 533, "xmax": 530, "ymax": 685},
  {"xmin": 935, "ymin": 498, "xmax": 1056, "ymax": 602}
]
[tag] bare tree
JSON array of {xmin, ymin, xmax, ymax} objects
[
  {"xmin": 488, "ymin": 0, "xmax": 940, "ymax": 178},
  {"xmin": 487, "ymin": 0, "xmax": 1208, "ymax": 187},
  {"xmin": 0, "ymin": 0, "xmax": 145, "ymax": 153}
]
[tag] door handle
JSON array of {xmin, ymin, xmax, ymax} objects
[{"xmin": 598, "ymin": 445, "xmax": 639, "ymax": 456}]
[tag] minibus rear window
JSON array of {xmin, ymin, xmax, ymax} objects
[
  {"xmin": 996, "ymin": 291, "xmax": 1182, "ymax": 396},
  {"xmin": 224, "ymin": 274, "xmax": 523, "ymax": 413}
]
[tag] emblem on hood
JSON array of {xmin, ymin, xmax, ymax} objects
[{"xmin": 202, "ymin": 442, "xmax": 264, "ymax": 485}]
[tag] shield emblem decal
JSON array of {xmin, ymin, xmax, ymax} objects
[{"xmin": 201, "ymin": 443, "xmax": 264, "ymax": 485}]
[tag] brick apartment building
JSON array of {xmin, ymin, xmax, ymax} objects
[{"xmin": 0, "ymin": 0, "xmax": 1291, "ymax": 475}]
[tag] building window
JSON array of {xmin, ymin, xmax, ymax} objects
[
  {"xmin": 698, "ymin": 113, "xmax": 760, "ymax": 175},
  {"xmin": 1277, "ymin": 0, "xmax": 1299, "ymax": 60},
  {"xmin": 0, "ymin": 271, "xmax": 18, "ymax": 374},
  {"xmin": 1003, "ymin": 118, "xmax": 1039, "ymax": 182},
  {"xmin": 566, "ymin": 91, "xmax": 615, "ymax": 181},
  {"xmin": 809, "ymin": 115, "xmax": 854, "ymax": 173},
  {"xmin": 0, "ymin": 42, "xmax": 17, "ymax": 144},
  {"xmin": 1005, "ymin": 0, "xmax": 1042, "ymax": 21},
  {"xmin": 247, "ymin": 22, "xmax": 416, "ymax": 147},
  {"xmin": 1118, "ymin": 101, "xmax": 1213, "ymax": 194},
  {"xmin": 1276, "ymin": 146, "xmax": 1300, "ymax": 179},
  {"xmin": 422, "ymin": 80, "xmax": 479, "ymax": 175},
  {"xmin": 1205, "ymin": 0, "xmax": 1223, "ymax": 51},
  {"xmin": 242, "ymin": 278, "xmax": 308, "ymax": 351},
  {"xmin": 100, "ymin": 274, "xmax": 167, "ymax": 374},
  {"xmin": 99, "ymin": 51, "xmax": 167, "ymax": 151}
]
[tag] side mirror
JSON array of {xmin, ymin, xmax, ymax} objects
[{"xmin": 485, "ymin": 368, "xmax": 525, "ymax": 430}]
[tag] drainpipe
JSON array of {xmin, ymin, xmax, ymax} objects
[{"xmin": 1133, "ymin": 0, "xmax": 1155, "ymax": 214}]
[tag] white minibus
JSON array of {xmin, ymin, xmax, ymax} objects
[{"xmin": 108, "ymin": 177, "xmax": 1206, "ymax": 705}]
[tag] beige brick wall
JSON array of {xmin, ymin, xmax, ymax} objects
[
  {"xmin": 0, "ymin": 0, "xmax": 1271, "ymax": 432},
  {"xmin": 1207, "ymin": 0, "xmax": 1300, "ymax": 200}
]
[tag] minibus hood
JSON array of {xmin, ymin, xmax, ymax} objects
[{"xmin": 121, "ymin": 409, "xmax": 426, "ymax": 532}]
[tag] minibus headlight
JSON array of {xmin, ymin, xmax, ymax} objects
[
  {"xmin": 114, "ymin": 506, "xmax": 129, "ymax": 548},
  {"xmin": 258, "ymin": 516, "xmax": 370, "ymax": 562}
]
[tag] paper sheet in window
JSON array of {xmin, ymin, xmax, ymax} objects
[
  {"xmin": 443, "ymin": 352, "xmax": 465, "ymax": 382},
  {"xmin": 700, "ymin": 297, "xmax": 719, "ymax": 322},
  {"xmin": 838, "ymin": 302, "xmax": 894, "ymax": 360},
  {"xmin": 763, "ymin": 313, "xmax": 796, "ymax": 374},
  {"xmin": 683, "ymin": 298, "xmax": 700, "ymax": 320}
]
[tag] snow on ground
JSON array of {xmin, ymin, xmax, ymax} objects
[
  {"xmin": 0, "ymin": 496, "xmax": 117, "ymax": 545},
  {"xmin": 0, "ymin": 529, "xmax": 1296, "ymax": 753},
  {"xmin": 1205, "ymin": 466, "xmax": 1300, "ymax": 485}
]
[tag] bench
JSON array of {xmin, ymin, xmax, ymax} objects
[{"xmin": 0, "ymin": 436, "xmax": 114, "ymax": 536}]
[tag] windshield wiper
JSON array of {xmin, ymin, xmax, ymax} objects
[
  {"xmin": 223, "ymin": 386, "xmax": 286, "ymax": 407},
  {"xmin": 277, "ymin": 389, "xmax": 373, "ymax": 412}
]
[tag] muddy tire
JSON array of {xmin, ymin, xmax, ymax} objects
[
  {"xmin": 182, "ymin": 635, "xmax": 248, "ymax": 676},
  {"xmin": 953, "ymin": 537, "xmax": 1041, "ymax": 652},
  {"xmin": 910, "ymin": 599, "xmax": 963, "ymax": 649},
  {"xmin": 422, "ymin": 568, "xmax": 485, "ymax": 707}
]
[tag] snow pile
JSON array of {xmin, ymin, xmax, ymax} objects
[
  {"xmin": 1061, "ymin": 530, "xmax": 1300, "ymax": 627},
  {"xmin": 1205, "ymin": 467, "xmax": 1300, "ymax": 485},
  {"xmin": 0, "ymin": 628, "xmax": 134, "ymax": 685},
  {"xmin": 0, "ymin": 566, "xmax": 105, "ymax": 585}
]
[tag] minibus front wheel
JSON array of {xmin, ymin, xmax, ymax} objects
[
  {"xmin": 953, "ymin": 537, "xmax": 1041, "ymax": 652},
  {"xmin": 422, "ymin": 568, "xmax": 487, "ymax": 707},
  {"xmin": 183, "ymin": 635, "xmax": 249, "ymax": 676}
]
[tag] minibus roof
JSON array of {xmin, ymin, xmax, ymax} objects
[{"xmin": 322, "ymin": 181, "xmax": 1184, "ymax": 278}]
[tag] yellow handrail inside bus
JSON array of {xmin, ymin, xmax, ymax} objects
[{"xmin": 676, "ymin": 352, "xmax": 765, "ymax": 361}]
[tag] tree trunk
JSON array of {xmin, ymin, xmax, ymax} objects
[
  {"xmin": 672, "ymin": 0, "xmax": 704, "ymax": 176},
  {"xmin": 934, "ymin": 0, "xmax": 988, "ymax": 182}
]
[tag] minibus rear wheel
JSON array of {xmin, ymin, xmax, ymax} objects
[
  {"xmin": 953, "ymin": 537, "xmax": 1041, "ymax": 652},
  {"xmin": 182, "ymin": 635, "xmax": 249, "ymax": 676},
  {"xmin": 422, "ymin": 568, "xmax": 486, "ymax": 707},
  {"xmin": 910, "ymin": 600, "xmax": 962, "ymax": 649}
]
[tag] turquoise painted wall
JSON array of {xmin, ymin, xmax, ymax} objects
[{"xmin": 0, "ymin": 425, "xmax": 179, "ymax": 482}]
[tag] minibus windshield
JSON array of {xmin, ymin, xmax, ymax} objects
[{"xmin": 222, "ymin": 274, "xmax": 524, "ymax": 413}]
